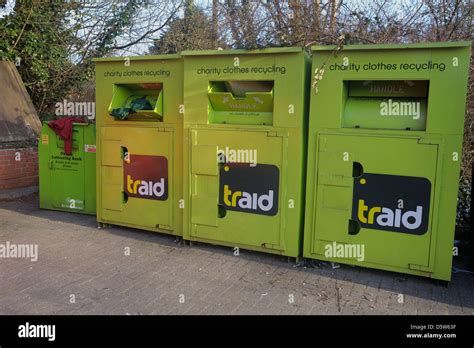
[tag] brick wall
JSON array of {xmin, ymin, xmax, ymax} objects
[{"xmin": 0, "ymin": 147, "xmax": 38, "ymax": 190}]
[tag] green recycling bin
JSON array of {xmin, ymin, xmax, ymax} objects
[
  {"xmin": 303, "ymin": 42, "xmax": 471, "ymax": 280},
  {"xmin": 183, "ymin": 47, "xmax": 310, "ymax": 257},
  {"xmin": 39, "ymin": 122, "xmax": 96, "ymax": 214},
  {"xmin": 94, "ymin": 55, "xmax": 183, "ymax": 235}
]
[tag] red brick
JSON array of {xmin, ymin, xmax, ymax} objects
[{"xmin": 0, "ymin": 147, "xmax": 38, "ymax": 190}]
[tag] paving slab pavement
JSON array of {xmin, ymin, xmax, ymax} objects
[{"xmin": 0, "ymin": 194, "xmax": 473, "ymax": 315}]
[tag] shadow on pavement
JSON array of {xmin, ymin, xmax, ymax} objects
[{"xmin": 1, "ymin": 193, "xmax": 473, "ymax": 310}]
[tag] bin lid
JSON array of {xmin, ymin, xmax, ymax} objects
[
  {"xmin": 93, "ymin": 53, "xmax": 181, "ymax": 63},
  {"xmin": 181, "ymin": 47, "xmax": 305, "ymax": 56},
  {"xmin": 311, "ymin": 41, "xmax": 472, "ymax": 52}
]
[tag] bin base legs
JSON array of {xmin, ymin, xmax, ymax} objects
[
  {"xmin": 182, "ymin": 240, "xmax": 193, "ymax": 247},
  {"xmin": 287, "ymin": 256, "xmax": 302, "ymax": 264},
  {"xmin": 174, "ymin": 237, "xmax": 185, "ymax": 246}
]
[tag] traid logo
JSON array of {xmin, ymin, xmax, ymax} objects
[
  {"xmin": 219, "ymin": 163, "xmax": 279, "ymax": 216},
  {"xmin": 123, "ymin": 154, "xmax": 168, "ymax": 201},
  {"xmin": 352, "ymin": 173, "xmax": 431, "ymax": 235}
]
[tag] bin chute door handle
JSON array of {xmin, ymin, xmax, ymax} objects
[
  {"xmin": 348, "ymin": 219, "xmax": 361, "ymax": 235},
  {"xmin": 352, "ymin": 161, "xmax": 364, "ymax": 178},
  {"xmin": 48, "ymin": 160, "xmax": 53, "ymax": 169},
  {"xmin": 348, "ymin": 161, "xmax": 364, "ymax": 235},
  {"xmin": 122, "ymin": 191, "xmax": 128, "ymax": 204}
]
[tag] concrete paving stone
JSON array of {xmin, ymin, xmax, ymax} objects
[
  {"xmin": 308, "ymin": 302, "xmax": 327, "ymax": 315},
  {"xmin": 212, "ymin": 300, "xmax": 245, "ymax": 315},
  {"xmin": 340, "ymin": 298, "xmax": 360, "ymax": 315},
  {"xmin": 1, "ymin": 194, "xmax": 473, "ymax": 315}
]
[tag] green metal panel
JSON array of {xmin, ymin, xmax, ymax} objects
[
  {"xmin": 311, "ymin": 41, "xmax": 472, "ymax": 51},
  {"xmin": 312, "ymin": 134, "xmax": 437, "ymax": 269},
  {"xmin": 304, "ymin": 42, "xmax": 471, "ymax": 280},
  {"xmin": 93, "ymin": 54, "xmax": 181, "ymax": 62},
  {"xmin": 343, "ymin": 97, "xmax": 427, "ymax": 130},
  {"xmin": 94, "ymin": 56, "xmax": 183, "ymax": 236},
  {"xmin": 39, "ymin": 122, "xmax": 96, "ymax": 215},
  {"xmin": 181, "ymin": 47, "xmax": 303, "ymax": 56},
  {"xmin": 100, "ymin": 126, "xmax": 173, "ymax": 229},
  {"xmin": 183, "ymin": 48, "xmax": 310, "ymax": 257}
]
